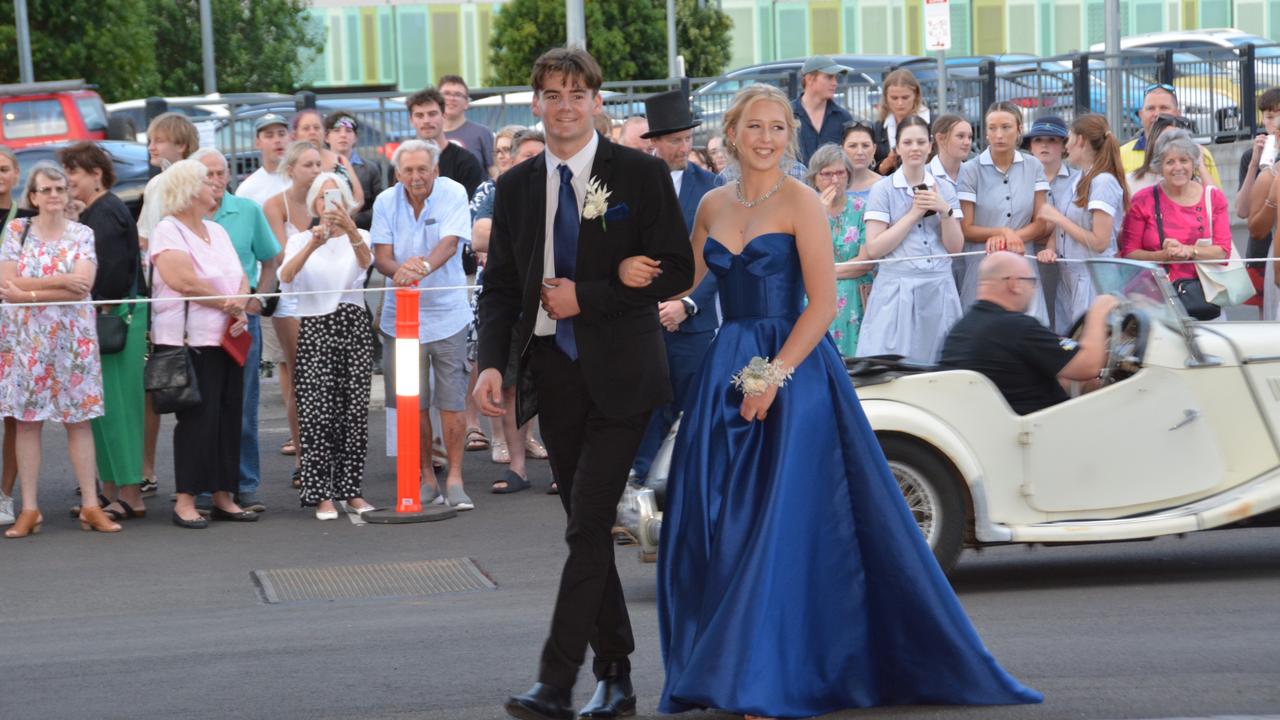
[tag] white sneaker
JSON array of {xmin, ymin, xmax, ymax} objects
[{"xmin": 0, "ymin": 491, "xmax": 13, "ymax": 526}]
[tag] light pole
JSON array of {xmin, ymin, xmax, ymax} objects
[
  {"xmin": 566, "ymin": 0, "xmax": 586, "ymax": 49},
  {"xmin": 200, "ymin": 0, "xmax": 218, "ymax": 95},
  {"xmin": 15, "ymin": 0, "xmax": 34, "ymax": 83},
  {"xmin": 1104, "ymin": 0, "xmax": 1123, "ymax": 134},
  {"xmin": 667, "ymin": 0, "xmax": 678, "ymax": 79}
]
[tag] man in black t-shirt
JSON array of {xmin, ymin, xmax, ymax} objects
[
  {"xmin": 939, "ymin": 252, "xmax": 1117, "ymax": 415},
  {"xmin": 405, "ymin": 86, "xmax": 486, "ymax": 198}
]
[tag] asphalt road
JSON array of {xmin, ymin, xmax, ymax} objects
[{"xmin": 2, "ymin": 225, "xmax": 1278, "ymax": 719}]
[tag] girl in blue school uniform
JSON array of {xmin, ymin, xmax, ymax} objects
[
  {"xmin": 1035, "ymin": 114, "xmax": 1131, "ymax": 334},
  {"xmin": 957, "ymin": 101, "xmax": 1052, "ymax": 326},
  {"xmin": 857, "ymin": 116, "xmax": 965, "ymax": 362}
]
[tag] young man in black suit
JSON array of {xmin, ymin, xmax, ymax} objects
[{"xmin": 474, "ymin": 48, "xmax": 694, "ymax": 720}]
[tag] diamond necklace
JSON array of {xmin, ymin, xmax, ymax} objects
[{"xmin": 734, "ymin": 175, "xmax": 788, "ymax": 208}]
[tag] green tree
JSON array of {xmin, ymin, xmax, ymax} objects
[
  {"xmin": 488, "ymin": 0, "xmax": 732, "ymax": 86},
  {"xmin": 146, "ymin": 0, "xmax": 323, "ymax": 96},
  {"xmin": 0, "ymin": 0, "xmax": 161, "ymax": 101},
  {"xmin": 677, "ymin": 0, "xmax": 733, "ymax": 79}
]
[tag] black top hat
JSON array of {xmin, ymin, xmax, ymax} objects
[{"xmin": 641, "ymin": 90, "xmax": 701, "ymax": 139}]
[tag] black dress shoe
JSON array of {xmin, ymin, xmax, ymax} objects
[
  {"xmin": 210, "ymin": 506, "xmax": 259, "ymax": 522},
  {"xmin": 505, "ymin": 683, "xmax": 574, "ymax": 720},
  {"xmin": 578, "ymin": 674, "xmax": 636, "ymax": 718},
  {"xmin": 171, "ymin": 511, "xmax": 208, "ymax": 529}
]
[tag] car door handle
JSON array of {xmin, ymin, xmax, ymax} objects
[{"xmin": 1168, "ymin": 409, "xmax": 1201, "ymax": 431}]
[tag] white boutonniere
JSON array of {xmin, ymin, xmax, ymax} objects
[{"xmin": 581, "ymin": 176, "xmax": 613, "ymax": 230}]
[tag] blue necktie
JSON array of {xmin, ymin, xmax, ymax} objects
[{"xmin": 553, "ymin": 163, "xmax": 579, "ymax": 360}]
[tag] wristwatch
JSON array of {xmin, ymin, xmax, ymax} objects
[
  {"xmin": 680, "ymin": 297, "xmax": 698, "ymax": 317},
  {"xmin": 944, "ymin": 207, "xmax": 956, "ymax": 219}
]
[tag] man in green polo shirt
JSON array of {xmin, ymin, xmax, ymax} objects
[{"xmin": 194, "ymin": 148, "xmax": 281, "ymax": 513}]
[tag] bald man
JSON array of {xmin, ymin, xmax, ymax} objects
[
  {"xmin": 619, "ymin": 115, "xmax": 652, "ymax": 152},
  {"xmin": 939, "ymin": 252, "xmax": 1117, "ymax": 415}
]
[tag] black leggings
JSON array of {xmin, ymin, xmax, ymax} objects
[{"xmin": 164, "ymin": 346, "xmax": 244, "ymax": 496}]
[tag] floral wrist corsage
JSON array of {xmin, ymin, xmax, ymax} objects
[{"xmin": 731, "ymin": 356, "xmax": 795, "ymax": 397}]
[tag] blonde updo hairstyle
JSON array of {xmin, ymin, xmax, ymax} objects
[{"xmin": 721, "ymin": 84, "xmax": 799, "ymax": 166}]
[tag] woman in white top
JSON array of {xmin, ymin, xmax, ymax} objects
[
  {"xmin": 263, "ymin": 141, "xmax": 322, "ymax": 478},
  {"xmin": 958, "ymin": 101, "xmax": 1052, "ymax": 325},
  {"xmin": 858, "ymin": 116, "xmax": 965, "ymax": 362},
  {"xmin": 279, "ymin": 173, "xmax": 375, "ymax": 520},
  {"xmin": 1036, "ymin": 114, "xmax": 1131, "ymax": 334}
]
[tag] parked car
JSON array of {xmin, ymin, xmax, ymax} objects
[
  {"xmin": 1086, "ymin": 49, "xmax": 1242, "ymax": 141},
  {"xmin": 105, "ymin": 93, "xmax": 291, "ymax": 147},
  {"xmin": 0, "ymin": 80, "xmax": 132, "ymax": 149},
  {"xmin": 622, "ymin": 259, "xmax": 1280, "ymax": 574},
  {"xmin": 466, "ymin": 89, "xmax": 645, "ymax": 133},
  {"xmin": 896, "ymin": 54, "xmax": 1092, "ymax": 125},
  {"xmin": 10, "ymin": 140, "xmax": 150, "ymax": 216}
]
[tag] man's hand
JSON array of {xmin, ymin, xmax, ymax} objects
[
  {"xmin": 658, "ymin": 300, "xmax": 688, "ymax": 332},
  {"xmin": 540, "ymin": 278, "xmax": 580, "ymax": 320},
  {"xmin": 246, "ymin": 297, "xmax": 263, "ymax": 316},
  {"xmin": 618, "ymin": 256, "xmax": 661, "ymax": 288},
  {"xmin": 473, "ymin": 368, "xmax": 506, "ymax": 416},
  {"xmin": 392, "ymin": 256, "xmax": 427, "ymax": 286}
]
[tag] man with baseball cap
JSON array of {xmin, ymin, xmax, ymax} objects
[
  {"xmin": 793, "ymin": 55, "xmax": 855, "ymax": 164},
  {"xmin": 236, "ymin": 113, "xmax": 293, "ymax": 205}
]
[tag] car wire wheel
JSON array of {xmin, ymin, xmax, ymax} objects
[{"xmin": 890, "ymin": 459, "xmax": 941, "ymax": 547}]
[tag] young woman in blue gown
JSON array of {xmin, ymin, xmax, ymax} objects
[{"xmin": 618, "ymin": 84, "xmax": 1042, "ymax": 719}]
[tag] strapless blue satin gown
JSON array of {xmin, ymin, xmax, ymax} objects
[{"xmin": 658, "ymin": 233, "xmax": 1042, "ymax": 717}]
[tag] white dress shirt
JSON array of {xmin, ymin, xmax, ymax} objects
[
  {"xmin": 670, "ymin": 169, "xmax": 684, "ymax": 196},
  {"xmin": 536, "ymin": 131, "xmax": 600, "ymax": 337}
]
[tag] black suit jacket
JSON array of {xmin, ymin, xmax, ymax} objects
[{"xmin": 477, "ymin": 134, "xmax": 694, "ymax": 425}]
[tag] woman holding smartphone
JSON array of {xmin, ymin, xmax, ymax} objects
[
  {"xmin": 279, "ymin": 173, "xmax": 377, "ymax": 520},
  {"xmin": 857, "ymin": 116, "xmax": 964, "ymax": 362}
]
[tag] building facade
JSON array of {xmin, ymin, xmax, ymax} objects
[{"xmin": 302, "ymin": 0, "xmax": 1280, "ymax": 89}]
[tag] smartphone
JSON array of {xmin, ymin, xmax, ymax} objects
[
  {"xmin": 1261, "ymin": 134, "xmax": 1277, "ymax": 169},
  {"xmin": 323, "ymin": 189, "xmax": 342, "ymax": 212},
  {"xmin": 914, "ymin": 183, "xmax": 936, "ymax": 217}
]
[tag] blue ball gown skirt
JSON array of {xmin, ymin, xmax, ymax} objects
[{"xmin": 658, "ymin": 233, "xmax": 1042, "ymax": 718}]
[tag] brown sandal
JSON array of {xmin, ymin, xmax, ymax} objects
[
  {"xmin": 4, "ymin": 510, "xmax": 42, "ymax": 538},
  {"xmin": 465, "ymin": 427, "xmax": 490, "ymax": 451},
  {"xmin": 78, "ymin": 506, "xmax": 122, "ymax": 533}
]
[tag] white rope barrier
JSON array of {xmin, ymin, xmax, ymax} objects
[{"xmin": 2, "ymin": 251, "xmax": 1276, "ymax": 309}]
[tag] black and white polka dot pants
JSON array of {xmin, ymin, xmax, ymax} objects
[{"xmin": 295, "ymin": 302, "xmax": 375, "ymax": 507}]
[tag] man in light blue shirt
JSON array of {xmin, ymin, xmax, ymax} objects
[
  {"xmin": 371, "ymin": 139, "xmax": 475, "ymax": 510},
  {"xmin": 195, "ymin": 148, "xmax": 281, "ymax": 513}
]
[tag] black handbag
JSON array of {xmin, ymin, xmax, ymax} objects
[
  {"xmin": 143, "ymin": 263, "xmax": 201, "ymax": 414},
  {"xmin": 96, "ymin": 259, "xmax": 139, "ymax": 355},
  {"xmin": 1152, "ymin": 187, "xmax": 1220, "ymax": 320}
]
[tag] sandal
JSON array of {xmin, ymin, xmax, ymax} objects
[
  {"xmin": 491, "ymin": 469, "xmax": 531, "ymax": 494},
  {"xmin": 465, "ymin": 427, "xmax": 490, "ymax": 451},
  {"xmin": 102, "ymin": 501, "xmax": 146, "ymax": 521},
  {"xmin": 547, "ymin": 481, "xmax": 559, "ymax": 495},
  {"xmin": 281, "ymin": 439, "xmax": 297, "ymax": 456},
  {"xmin": 291, "ymin": 467, "xmax": 302, "ymax": 489},
  {"xmin": 524, "ymin": 437, "xmax": 549, "ymax": 459},
  {"xmin": 491, "ymin": 439, "xmax": 510, "ymax": 464},
  {"xmin": 68, "ymin": 493, "xmax": 112, "ymax": 519}
]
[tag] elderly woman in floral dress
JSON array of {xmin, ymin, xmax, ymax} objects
[
  {"xmin": 0, "ymin": 163, "xmax": 116, "ymax": 539},
  {"xmin": 805, "ymin": 143, "xmax": 872, "ymax": 356}
]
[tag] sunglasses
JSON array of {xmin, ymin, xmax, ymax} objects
[
  {"xmin": 842, "ymin": 121, "xmax": 875, "ymax": 136},
  {"xmin": 1152, "ymin": 113, "xmax": 1196, "ymax": 132},
  {"xmin": 1144, "ymin": 83, "xmax": 1178, "ymax": 97}
]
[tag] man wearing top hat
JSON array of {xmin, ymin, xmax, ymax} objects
[
  {"xmin": 793, "ymin": 54, "xmax": 855, "ymax": 165},
  {"xmin": 628, "ymin": 90, "xmax": 724, "ymax": 486}
]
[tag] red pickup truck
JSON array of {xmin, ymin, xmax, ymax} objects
[{"xmin": 0, "ymin": 79, "xmax": 132, "ymax": 149}]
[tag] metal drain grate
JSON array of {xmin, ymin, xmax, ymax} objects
[{"xmin": 252, "ymin": 558, "xmax": 495, "ymax": 603}]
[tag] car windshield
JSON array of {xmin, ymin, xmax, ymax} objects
[{"xmin": 1086, "ymin": 258, "xmax": 1188, "ymax": 329}]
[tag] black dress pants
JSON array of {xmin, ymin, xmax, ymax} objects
[
  {"xmin": 530, "ymin": 339, "xmax": 650, "ymax": 689},
  {"xmin": 168, "ymin": 346, "xmax": 244, "ymax": 496}
]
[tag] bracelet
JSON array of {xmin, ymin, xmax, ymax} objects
[
  {"xmin": 29, "ymin": 291, "xmax": 35, "ymax": 303},
  {"xmin": 1267, "ymin": 198, "xmax": 1277, "ymax": 209},
  {"xmin": 731, "ymin": 356, "xmax": 795, "ymax": 397},
  {"xmin": 422, "ymin": 260, "xmax": 433, "ymax": 276}
]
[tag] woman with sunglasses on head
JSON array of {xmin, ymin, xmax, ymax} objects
[
  {"xmin": 0, "ymin": 163, "xmax": 115, "ymax": 539},
  {"xmin": 957, "ymin": 101, "xmax": 1052, "ymax": 326},
  {"xmin": 857, "ymin": 116, "xmax": 965, "ymax": 362}
]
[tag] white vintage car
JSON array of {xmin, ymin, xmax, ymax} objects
[{"xmin": 622, "ymin": 259, "xmax": 1280, "ymax": 574}]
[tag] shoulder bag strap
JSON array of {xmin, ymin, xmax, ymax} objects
[
  {"xmin": 147, "ymin": 218, "xmax": 190, "ymax": 347},
  {"xmin": 1152, "ymin": 186, "xmax": 1166, "ymax": 245},
  {"xmin": 1204, "ymin": 184, "xmax": 1214, "ymax": 240},
  {"xmin": 4, "ymin": 204, "xmax": 18, "ymax": 227}
]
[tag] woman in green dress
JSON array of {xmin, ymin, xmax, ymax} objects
[
  {"xmin": 805, "ymin": 142, "xmax": 873, "ymax": 356},
  {"xmin": 61, "ymin": 143, "xmax": 148, "ymax": 520}
]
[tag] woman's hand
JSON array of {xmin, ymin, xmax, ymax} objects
[
  {"xmin": 739, "ymin": 385, "xmax": 778, "ymax": 422},
  {"xmin": 324, "ymin": 208, "xmax": 356, "ymax": 235},
  {"xmin": 986, "ymin": 228, "xmax": 1024, "ymax": 254},
  {"xmin": 1036, "ymin": 202, "xmax": 1064, "ymax": 227},
  {"xmin": 0, "ymin": 281, "xmax": 28, "ymax": 304},
  {"xmin": 818, "ymin": 184, "xmax": 840, "ymax": 209},
  {"xmin": 915, "ymin": 189, "xmax": 949, "ymax": 214},
  {"xmin": 228, "ymin": 313, "xmax": 249, "ymax": 337},
  {"xmin": 308, "ymin": 224, "xmax": 330, "ymax": 249},
  {"xmin": 222, "ymin": 296, "xmax": 248, "ymax": 318},
  {"xmin": 618, "ymin": 255, "xmax": 661, "ymax": 288},
  {"xmin": 1036, "ymin": 247, "xmax": 1058, "ymax": 264},
  {"xmin": 61, "ymin": 274, "xmax": 92, "ymax": 297},
  {"xmin": 1162, "ymin": 238, "xmax": 1192, "ymax": 261}
]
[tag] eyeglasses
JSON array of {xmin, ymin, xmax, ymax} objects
[
  {"xmin": 34, "ymin": 185, "xmax": 67, "ymax": 195},
  {"xmin": 441, "ymin": 91, "xmax": 469, "ymax": 101},
  {"xmin": 1144, "ymin": 83, "xmax": 1178, "ymax": 97},
  {"xmin": 1002, "ymin": 276, "xmax": 1038, "ymax": 284},
  {"xmin": 817, "ymin": 170, "xmax": 849, "ymax": 180}
]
